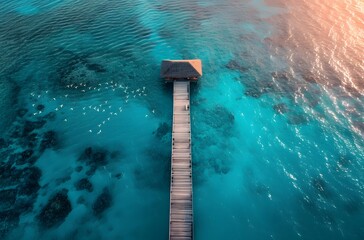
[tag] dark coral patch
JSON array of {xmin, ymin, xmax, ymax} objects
[
  {"xmin": 271, "ymin": 71, "xmax": 292, "ymax": 81},
  {"xmin": 0, "ymin": 189, "xmax": 17, "ymax": 210},
  {"xmin": 0, "ymin": 210, "xmax": 20, "ymax": 238},
  {"xmin": 92, "ymin": 151, "xmax": 107, "ymax": 166},
  {"xmin": 14, "ymin": 198, "xmax": 34, "ymax": 213},
  {"xmin": 202, "ymin": 105, "xmax": 235, "ymax": 132},
  {"xmin": 0, "ymin": 138, "xmax": 8, "ymax": 149},
  {"xmin": 92, "ymin": 188, "xmax": 112, "ymax": 217},
  {"xmin": 0, "ymin": 164, "xmax": 20, "ymax": 188},
  {"xmin": 79, "ymin": 147, "xmax": 108, "ymax": 167},
  {"xmin": 17, "ymin": 167, "xmax": 42, "ymax": 196},
  {"xmin": 40, "ymin": 130, "xmax": 58, "ymax": 151},
  {"xmin": 241, "ymin": 70, "xmax": 305, "ymax": 99},
  {"xmin": 43, "ymin": 111, "xmax": 56, "ymax": 121},
  {"xmin": 53, "ymin": 50, "xmax": 109, "ymax": 93},
  {"xmin": 86, "ymin": 63, "xmax": 107, "ymax": 73},
  {"xmin": 85, "ymin": 166, "xmax": 97, "ymax": 177},
  {"xmin": 337, "ymin": 154, "xmax": 352, "ymax": 169},
  {"xmin": 16, "ymin": 108, "xmax": 28, "ymax": 118},
  {"xmin": 302, "ymin": 72, "xmax": 318, "ymax": 83},
  {"xmin": 244, "ymin": 81, "xmax": 275, "ymax": 98},
  {"xmin": 78, "ymin": 147, "xmax": 109, "ymax": 176},
  {"xmin": 299, "ymin": 195, "xmax": 317, "ymax": 214},
  {"xmin": 25, "ymin": 133, "xmax": 38, "ymax": 149},
  {"xmin": 273, "ymin": 103, "xmax": 289, "ymax": 114},
  {"xmin": 343, "ymin": 197, "xmax": 363, "ymax": 215},
  {"xmin": 245, "ymin": 88, "xmax": 263, "ymax": 98},
  {"xmin": 287, "ymin": 114, "xmax": 308, "ymax": 125},
  {"xmin": 36, "ymin": 104, "xmax": 45, "ymax": 111},
  {"xmin": 226, "ymin": 60, "xmax": 249, "ymax": 72},
  {"xmin": 82, "ymin": 147, "xmax": 93, "ymax": 159},
  {"xmin": 75, "ymin": 178, "xmax": 93, "ymax": 192},
  {"xmin": 38, "ymin": 190, "xmax": 72, "ymax": 228},
  {"xmin": 23, "ymin": 120, "xmax": 46, "ymax": 137},
  {"xmin": 353, "ymin": 121, "xmax": 364, "ymax": 135},
  {"xmin": 154, "ymin": 122, "xmax": 170, "ymax": 139},
  {"xmin": 75, "ymin": 166, "xmax": 83, "ymax": 172},
  {"xmin": 115, "ymin": 173, "xmax": 123, "ymax": 179},
  {"xmin": 312, "ymin": 177, "xmax": 333, "ymax": 199},
  {"xmin": 208, "ymin": 158, "xmax": 230, "ymax": 175},
  {"xmin": 15, "ymin": 149, "xmax": 34, "ymax": 166}
]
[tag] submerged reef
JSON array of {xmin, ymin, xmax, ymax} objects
[
  {"xmin": 40, "ymin": 130, "xmax": 59, "ymax": 152},
  {"xmin": 297, "ymin": 193, "xmax": 338, "ymax": 228},
  {"xmin": 233, "ymin": 68, "xmax": 299, "ymax": 99},
  {"xmin": 0, "ymin": 138, "xmax": 9, "ymax": 149},
  {"xmin": 75, "ymin": 178, "xmax": 93, "ymax": 192},
  {"xmin": 342, "ymin": 197, "xmax": 363, "ymax": 215},
  {"xmin": 0, "ymin": 108, "xmax": 120, "ymax": 235},
  {"xmin": 312, "ymin": 177, "xmax": 333, "ymax": 199},
  {"xmin": 53, "ymin": 49, "xmax": 108, "ymax": 91},
  {"xmin": 227, "ymin": 57, "xmax": 323, "ymax": 126},
  {"xmin": 0, "ymin": 161, "xmax": 42, "ymax": 237},
  {"xmin": 207, "ymin": 156, "xmax": 231, "ymax": 175},
  {"xmin": 15, "ymin": 149, "xmax": 36, "ymax": 166},
  {"xmin": 0, "ymin": 104, "xmax": 61, "ymax": 237},
  {"xmin": 38, "ymin": 190, "xmax": 72, "ymax": 228},
  {"xmin": 301, "ymin": 71, "xmax": 318, "ymax": 84},
  {"xmin": 92, "ymin": 188, "xmax": 112, "ymax": 217},
  {"xmin": 335, "ymin": 154, "xmax": 353, "ymax": 171},
  {"xmin": 299, "ymin": 195, "xmax": 318, "ymax": 214},
  {"xmin": 153, "ymin": 122, "xmax": 171, "ymax": 139},
  {"xmin": 7, "ymin": 104, "xmax": 60, "ymax": 152},
  {"xmin": 226, "ymin": 57, "xmax": 321, "ymax": 101},
  {"xmin": 287, "ymin": 113, "xmax": 308, "ymax": 125},
  {"xmin": 78, "ymin": 147, "xmax": 109, "ymax": 176},
  {"xmin": 191, "ymin": 105, "xmax": 236, "ymax": 183},
  {"xmin": 273, "ymin": 103, "xmax": 289, "ymax": 114},
  {"xmin": 226, "ymin": 60, "xmax": 249, "ymax": 72},
  {"xmin": 0, "ymin": 209, "xmax": 19, "ymax": 238},
  {"xmin": 0, "ymin": 79, "xmax": 19, "ymax": 135},
  {"xmin": 0, "ymin": 164, "xmax": 41, "ymax": 198},
  {"xmin": 0, "ymin": 190, "xmax": 17, "ymax": 210},
  {"xmin": 17, "ymin": 167, "xmax": 41, "ymax": 196},
  {"xmin": 243, "ymin": 167, "xmax": 271, "ymax": 199},
  {"xmin": 22, "ymin": 120, "xmax": 46, "ymax": 137},
  {"xmin": 201, "ymin": 105, "xmax": 235, "ymax": 133}
]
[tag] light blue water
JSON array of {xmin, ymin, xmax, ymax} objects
[{"xmin": 0, "ymin": 0, "xmax": 363, "ymax": 239}]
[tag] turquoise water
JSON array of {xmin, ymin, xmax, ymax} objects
[{"xmin": 0, "ymin": 0, "xmax": 363, "ymax": 239}]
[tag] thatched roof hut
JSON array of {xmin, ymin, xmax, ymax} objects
[{"xmin": 160, "ymin": 59, "xmax": 202, "ymax": 80}]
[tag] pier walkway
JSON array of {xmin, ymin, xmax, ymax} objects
[
  {"xmin": 169, "ymin": 80, "xmax": 193, "ymax": 240},
  {"xmin": 161, "ymin": 59, "xmax": 202, "ymax": 240}
]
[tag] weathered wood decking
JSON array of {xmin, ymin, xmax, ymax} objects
[{"xmin": 169, "ymin": 81, "xmax": 193, "ymax": 240}]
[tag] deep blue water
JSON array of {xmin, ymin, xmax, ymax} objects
[{"xmin": 0, "ymin": 0, "xmax": 363, "ymax": 239}]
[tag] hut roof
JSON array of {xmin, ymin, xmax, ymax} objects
[{"xmin": 160, "ymin": 59, "xmax": 202, "ymax": 79}]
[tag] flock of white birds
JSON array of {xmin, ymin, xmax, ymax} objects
[{"xmin": 28, "ymin": 80, "xmax": 154, "ymax": 135}]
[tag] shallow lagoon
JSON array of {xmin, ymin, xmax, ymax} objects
[{"xmin": 0, "ymin": 0, "xmax": 363, "ymax": 239}]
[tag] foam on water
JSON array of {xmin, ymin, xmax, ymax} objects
[{"xmin": 0, "ymin": 0, "xmax": 363, "ymax": 239}]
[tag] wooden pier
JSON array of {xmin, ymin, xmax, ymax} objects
[
  {"xmin": 169, "ymin": 81, "xmax": 193, "ymax": 240},
  {"xmin": 161, "ymin": 59, "xmax": 202, "ymax": 240}
]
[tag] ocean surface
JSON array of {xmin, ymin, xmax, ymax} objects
[{"xmin": 0, "ymin": 0, "xmax": 363, "ymax": 239}]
